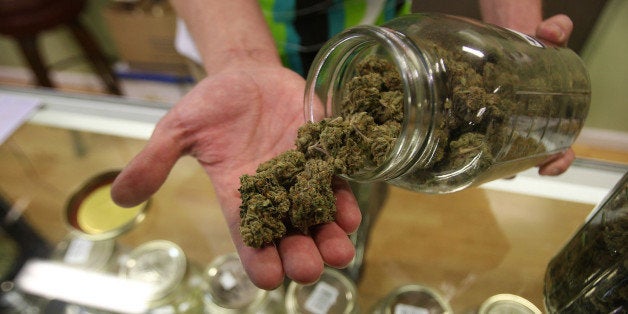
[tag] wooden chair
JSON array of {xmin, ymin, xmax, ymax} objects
[{"xmin": 0, "ymin": 0, "xmax": 122, "ymax": 95}]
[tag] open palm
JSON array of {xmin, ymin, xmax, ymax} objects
[{"xmin": 111, "ymin": 65, "xmax": 361, "ymax": 289}]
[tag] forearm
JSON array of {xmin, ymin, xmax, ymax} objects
[
  {"xmin": 170, "ymin": 0, "xmax": 281, "ymax": 75},
  {"xmin": 479, "ymin": 0, "xmax": 543, "ymax": 34}
]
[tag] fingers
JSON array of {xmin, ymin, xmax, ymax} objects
[
  {"xmin": 111, "ymin": 129, "xmax": 183, "ymax": 207},
  {"xmin": 538, "ymin": 148, "xmax": 575, "ymax": 176},
  {"xmin": 278, "ymin": 235, "xmax": 325, "ymax": 284},
  {"xmin": 313, "ymin": 223, "xmax": 356, "ymax": 268},
  {"xmin": 276, "ymin": 223, "xmax": 355, "ymax": 286},
  {"xmin": 250, "ymin": 179, "xmax": 360, "ymax": 287},
  {"xmin": 536, "ymin": 14, "xmax": 573, "ymax": 46},
  {"xmin": 270, "ymin": 225, "xmax": 356, "ymax": 286},
  {"xmin": 278, "ymin": 179, "xmax": 360, "ymax": 283},
  {"xmin": 332, "ymin": 178, "xmax": 362, "ymax": 234},
  {"xmin": 236, "ymin": 244, "xmax": 285, "ymax": 290}
]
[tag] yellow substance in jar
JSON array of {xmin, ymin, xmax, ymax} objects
[{"xmin": 77, "ymin": 184, "xmax": 145, "ymax": 235}]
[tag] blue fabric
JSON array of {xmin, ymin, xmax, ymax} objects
[
  {"xmin": 328, "ymin": 0, "xmax": 346, "ymax": 39},
  {"xmin": 272, "ymin": 0, "xmax": 304, "ymax": 74}
]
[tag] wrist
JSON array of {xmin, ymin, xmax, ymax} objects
[{"xmin": 203, "ymin": 47, "xmax": 282, "ymax": 75}]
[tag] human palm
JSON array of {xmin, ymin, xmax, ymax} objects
[{"xmin": 112, "ymin": 66, "xmax": 361, "ymax": 289}]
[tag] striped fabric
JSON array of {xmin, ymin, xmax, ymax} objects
[{"xmin": 259, "ymin": 0, "xmax": 411, "ymax": 75}]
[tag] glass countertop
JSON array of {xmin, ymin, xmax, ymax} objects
[{"xmin": 1, "ymin": 86, "xmax": 626, "ymax": 313}]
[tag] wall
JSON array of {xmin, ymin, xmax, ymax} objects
[{"xmin": 580, "ymin": 0, "xmax": 628, "ymax": 133}]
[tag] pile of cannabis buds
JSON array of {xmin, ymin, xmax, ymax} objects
[
  {"xmin": 238, "ymin": 57, "xmax": 403, "ymax": 248},
  {"xmin": 238, "ymin": 35, "xmax": 574, "ymax": 247}
]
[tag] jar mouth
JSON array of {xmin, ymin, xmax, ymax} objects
[{"xmin": 304, "ymin": 25, "xmax": 434, "ymax": 181}]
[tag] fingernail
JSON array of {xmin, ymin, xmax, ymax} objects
[{"xmin": 547, "ymin": 23, "xmax": 565, "ymax": 42}]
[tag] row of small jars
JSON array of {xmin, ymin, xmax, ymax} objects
[
  {"xmin": 9, "ymin": 234, "xmax": 556, "ymax": 314},
  {"xmin": 48, "ymin": 236, "xmax": 443, "ymax": 314},
  {"xmin": 28, "ymin": 237, "xmax": 436, "ymax": 314}
]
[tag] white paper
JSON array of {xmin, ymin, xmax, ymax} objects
[{"xmin": 0, "ymin": 95, "xmax": 41, "ymax": 145}]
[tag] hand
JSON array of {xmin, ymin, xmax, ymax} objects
[
  {"xmin": 534, "ymin": 14, "xmax": 577, "ymax": 176},
  {"xmin": 111, "ymin": 64, "xmax": 361, "ymax": 290}
]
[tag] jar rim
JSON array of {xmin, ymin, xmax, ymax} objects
[{"xmin": 304, "ymin": 24, "xmax": 434, "ymax": 181}]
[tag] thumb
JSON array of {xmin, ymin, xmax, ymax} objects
[{"xmin": 111, "ymin": 133, "xmax": 183, "ymax": 207}]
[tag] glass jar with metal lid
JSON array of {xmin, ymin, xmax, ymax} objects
[
  {"xmin": 478, "ymin": 294, "xmax": 541, "ymax": 314},
  {"xmin": 202, "ymin": 253, "xmax": 285, "ymax": 313},
  {"xmin": 119, "ymin": 240, "xmax": 204, "ymax": 313},
  {"xmin": 285, "ymin": 267, "xmax": 358, "ymax": 314},
  {"xmin": 55, "ymin": 170, "xmax": 151, "ymax": 274},
  {"xmin": 65, "ymin": 170, "xmax": 149, "ymax": 241},
  {"xmin": 544, "ymin": 172, "xmax": 627, "ymax": 313},
  {"xmin": 304, "ymin": 13, "xmax": 590, "ymax": 193},
  {"xmin": 370, "ymin": 284, "xmax": 452, "ymax": 314}
]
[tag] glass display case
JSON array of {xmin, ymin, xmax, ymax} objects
[{"xmin": 0, "ymin": 86, "xmax": 626, "ymax": 313}]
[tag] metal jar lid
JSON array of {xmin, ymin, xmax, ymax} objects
[
  {"xmin": 203, "ymin": 253, "xmax": 269, "ymax": 312},
  {"xmin": 478, "ymin": 294, "xmax": 541, "ymax": 314},
  {"xmin": 119, "ymin": 240, "xmax": 187, "ymax": 301},
  {"xmin": 285, "ymin": 267, "xmax": 358, "ymax": 314},
  {"xmin": 374, "ymin": 284, "xmax": 452, "ymax": 314},
  {"xmin": 65, "ymin": 170, "xmax": 149, "ymax": 241}
]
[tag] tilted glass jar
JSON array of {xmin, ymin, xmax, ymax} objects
[
  {"xmin": 304, "ymin": 13, "xmax": 590, "ymax": 193},
  {"xmin": 543, "ymin": 172, "xmax": 627, "ymax": 313}
]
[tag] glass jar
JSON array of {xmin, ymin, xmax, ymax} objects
[
  {"xmin": 370, "ymin": 284, "xmax": 452, "ymax": 314},
  {"xmin": 202, "ymin": 253, "xmax": 285, "ymax": 313},
  {"xmin": 119, "ymin": 240, "xmax": 204, "ymax": 313},
  {"xmin": 285, "ymin": 267, "xmax": 358, "ymax": 314},
  {"xmin": 65, "ymin": 170, "xmax": 149, "ymax": 241},
  {"xmin": 51, "ymin": 236, "xmax": 119, "ymax": 273},
  {"xmin": 478, "ymin": 294, "xmax": 541, "ymax": 314},
  {"xmin": 304, "ymin": 13, "xmax": 590, "ymax": 193},
  {"xmin": 543, "ymin": 172, "xmax": 627, "ymax": 313}
]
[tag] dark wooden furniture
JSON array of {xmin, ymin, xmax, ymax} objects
[{"xmin": 0, "ymin": 0, "xmax": 121, "ymax": 94}]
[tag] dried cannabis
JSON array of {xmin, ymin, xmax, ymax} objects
[
  {"xmin": 393, "ymin": 32, "xmax": 589, "ymax": 190},
  {"xmin": 239, "ymin": 57, "xmax": 402, "ymax": 248},
  {"xmin": 239, "ymin": 29, "xmax": 589, "ymax": 246},
  {"xmin": 544, "ymin": 180, "xmax": 627, "ymax": 313}
]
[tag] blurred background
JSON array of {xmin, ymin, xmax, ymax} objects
[{"xmin": 1, "ymin": 0, "xmax": 626, "ymax": 152}]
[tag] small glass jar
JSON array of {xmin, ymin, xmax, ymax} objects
[
  {"xmin": 119, "ymin": 240, "xmax": 204, "ymax": 313},
  {"xmin": 370, "ymin": 284, "xmax": 452, "ymax": 314},
  {"xmin": 51, "ymin": 236, "xmax": 119, "ymax": 272},
  {"xmin": 65, "ymin": 170, "xmax": 149, "ymax": 241},
  {"xmin": 478, "ymin": 294, "xmax": 541, "ymax": 314},
  {"xmin": 202, "ymin": 253, "xmax": 285, "ymax": 313},
  {"xmin": 543, "ymin": 172, "xmax": 627, "ymax": 313},
  {"xmin": 305, "ymin": 13, "xmax": 590, "ymax": 193},
  {"xmin": 285, "ymin": 267, "xmax": 358, "ymax": 314}
]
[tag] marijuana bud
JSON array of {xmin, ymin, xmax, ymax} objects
[
  {"xmin": 239, "ymin": 56, "xmax": 404, "ymax": 248},
  {"xmin": 289, "ymin": 159, "xmax": 336, "ymax": 233}
]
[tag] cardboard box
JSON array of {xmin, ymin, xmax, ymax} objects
[{"xmin": 102, "ymin": 5, "xmax": 188, "ymax": 73}]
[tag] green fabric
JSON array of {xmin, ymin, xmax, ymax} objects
[{"xmin": 260, "ymin": 0, "xmax": 410, "ymax": 72}]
